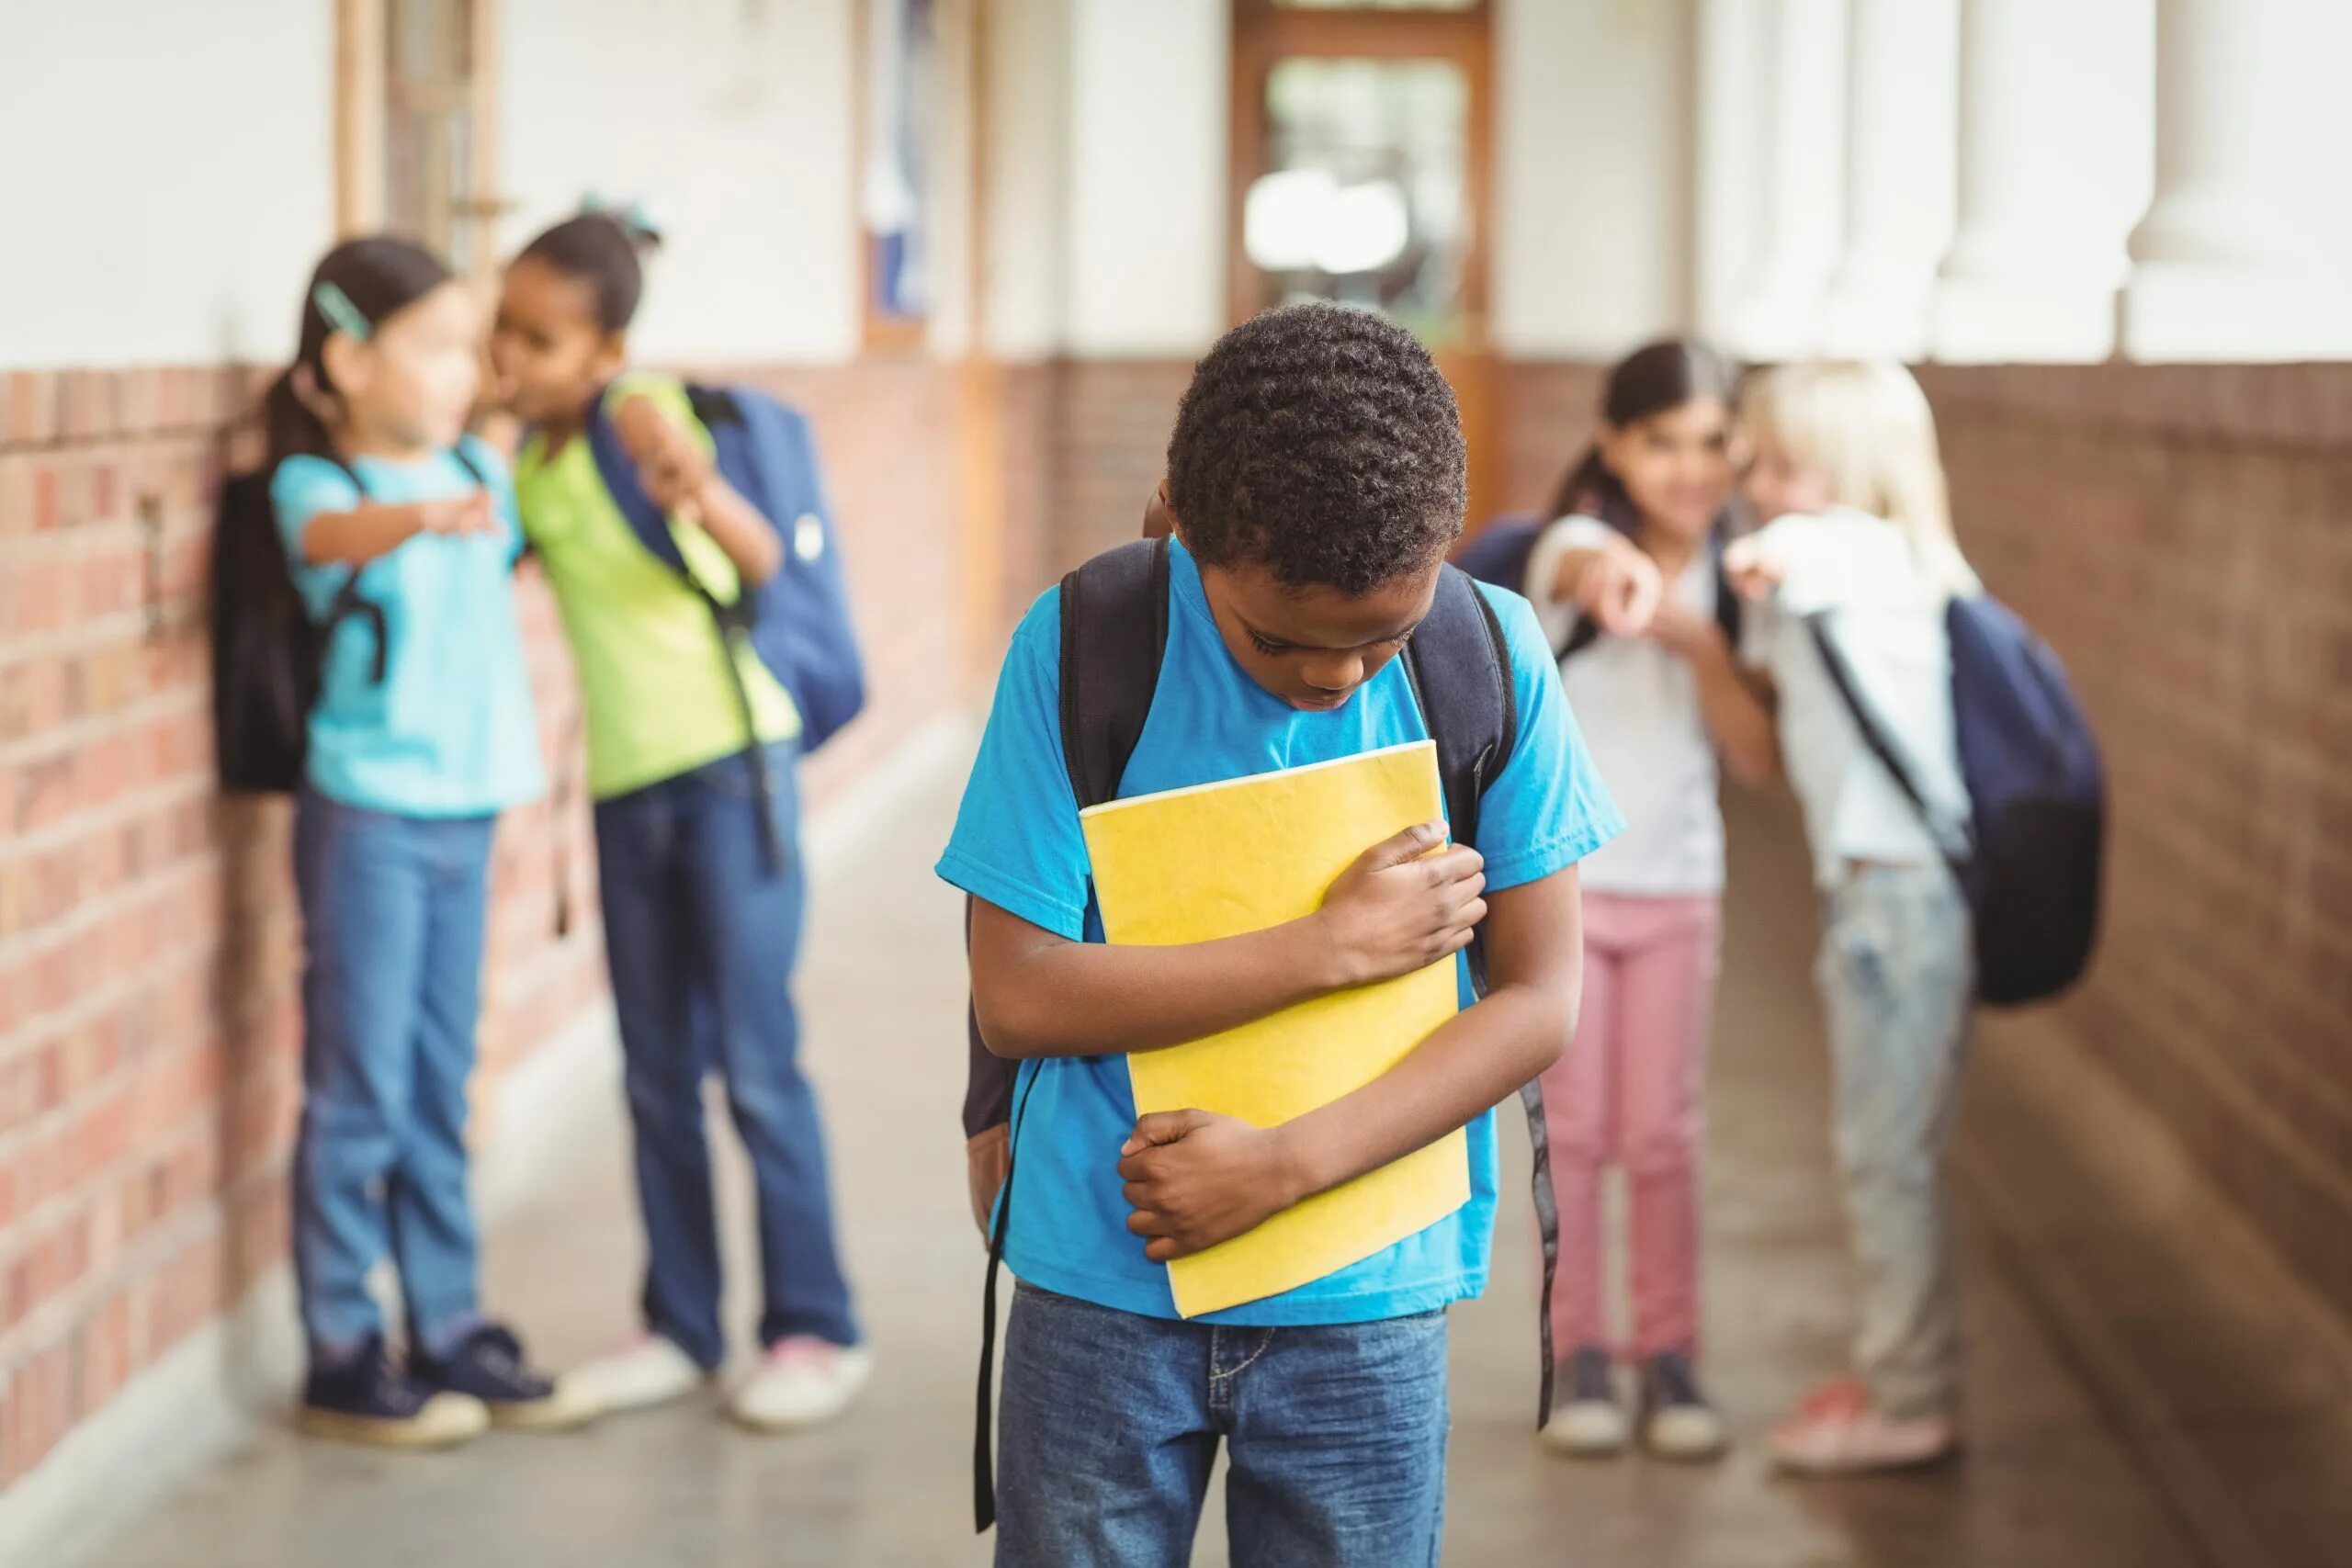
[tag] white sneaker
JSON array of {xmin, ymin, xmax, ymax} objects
[
  {"xmin": 564, "ymin": 1334, "xmax": 707, "ymax": 1416},
  {"xmin": 728, "ymin": 1337, "xmax": 874, "ymax": 1432}
]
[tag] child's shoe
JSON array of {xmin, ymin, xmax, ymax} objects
[
  {"xmin": 729, "ymin": 1336, "xmax": 874, "ymax": 1432},
  {"xmin": 1639, "ymin": 1349, "xmax": 1730, "ymax": 1461},
  {"xmin": 1768, "ymin": 1378, "xmax": 1958, "ymax": 1473},
  {"xmin": 299, "ymin": 1336, "xmax": 489, "ymax": 1450},
  {"xmin": 565, "ymin": 1331, "xmax": 709, "ymax": 1416},
  {"xmin": 413, "ymin": 1321, "xmax": 601, "ymax": 1432},
  {"xmin": 1540, "ymin": 1345, "xmax": 1630, "ymax": 1457}
]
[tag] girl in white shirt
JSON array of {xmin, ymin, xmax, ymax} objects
[
  {"xmin": 1523, "ymin": 342, "xmax": 1777, "ymax": 1461},
  {"xmin": 1726, "ymin": 360, "xmax": 1978, "ymax": 1475}
]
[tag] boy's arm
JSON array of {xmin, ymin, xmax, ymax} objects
[
  {"xmin": 1117, "ymin": 864, "xmax": 1582, "ymax": 1261},
  {"xmin": 967, "ymin": 820, "xmax": 1487, "ymax": 1060},
  {"xmin": 611, "ymin": 392, "xmax": 785, "ymax": 585}
]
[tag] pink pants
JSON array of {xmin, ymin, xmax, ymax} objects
[{"xmin": 1539, "ymin": 891, "xmax": 1721, "ymax": 1359}]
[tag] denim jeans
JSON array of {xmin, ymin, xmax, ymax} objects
[
  {"xmin": 292, "ymin": 793, "xmax": 495, "ymax": 1355},
  {"xmin": 1816, "ymin": 862, "xmax": 1974, "ymax": 1418},
  {"xmin": 995, "ymin": 1284, "xmax": 1450, "ymax": 1568},
  {"xmin": 594, "ymin": 741, "xmax": 859, "ymax": 1367}
]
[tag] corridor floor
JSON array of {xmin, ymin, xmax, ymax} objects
[{"xmin": 77, "ymin": 748, "xmax": 2202, "ymax": 1568}]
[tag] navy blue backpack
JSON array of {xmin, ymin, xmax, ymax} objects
[
  {"xmin": 584, "ymin": 383, "xmax": 868, "ymax": 752},
  {"xmin": 1808, "ymin": 596, "xmax": 2105, "ymax": 1007}
]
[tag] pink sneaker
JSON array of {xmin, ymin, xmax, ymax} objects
[{"xmin": 1768, "ymin": 1379, "xmax": 1958, "ymax": 1474}]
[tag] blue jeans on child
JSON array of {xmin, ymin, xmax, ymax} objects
[
  {"xmin": 1816, "ymin": 862, "xmax": 1975, "ymax": 1419},
  {"xmin": 995, "ymin": 1283, "xmax": 1450, "ymax": 1568},
  {"xmin": 593, "ymin": 741, "xmax": 859, "ymax": 1368},
  {"xmin": 292, "ymin": 794, "xmax": 495, "ymax": 1355}
]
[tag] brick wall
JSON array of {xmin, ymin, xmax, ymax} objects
[
  {"xmin": 1503, "ymin": 356, "xmax": 2352, "ymax": 1329},
  {"xmin": 0, "ymin": 355, "xmax": 967, "ymax": 1487},
  {"xmin": 1919, "ymin": 364, "xmax": 2352, "ymax": 1324}
]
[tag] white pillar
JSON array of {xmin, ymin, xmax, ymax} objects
[
  {"xmin": 2120, "ymin": 0, "xmax": 2352, "ymax": 360},
  {"xmin": 1722, "ymin": 0, "xmax": 1850, "ymax": 362},
  {"xmin": 1820, "ymin": 0, "xmax": 1958, "ymax": 359},
  {"xmin": 1930, "ymin": 0, "xmax": 2154, "ymax": 364},
  {"xmin": 1693, "ymin": 0, "xmax": 1774, "ymax": 347}
]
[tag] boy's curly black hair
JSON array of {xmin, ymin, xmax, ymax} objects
[{"xmin": 1165, "ymin": 302, "xmax": 1466, "ymax": 594}]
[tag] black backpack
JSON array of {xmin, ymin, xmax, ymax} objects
[
  {"xmin": 963, "ymin": 536, "xmax": 1564, "ymax": 1530},
  {"xmin": 209, "ymin": 449, "xmax": 488, "ymax": 794}
]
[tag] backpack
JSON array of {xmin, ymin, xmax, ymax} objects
[
  {"xmin": 209, "ymin": 449, "xmax": 489, "ymax": 795},
  {"xmin": 963, "ymin": 537, "xmax": 1564, "ymax": 1531},
  {"xmin": 1454, "ymin": 513, "xmax": 1742, "ymax": 661},
  {"xmin": 1807, "ymin": 595, "xmax": 2105, "ymax": 1006},
  {"xmin": 582, "ymin": 383, "xmax": 868, "ymax": 752}
]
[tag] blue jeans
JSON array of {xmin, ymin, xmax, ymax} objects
[
  {"xmin": 594, "ymin": 742, "xmax": 859, "ymax": 1367},
  {"xmin": 996, "ymin": 1284, "xmax": 1450, "ymax": 1568},
  {"xmin": 1817, "ymin": 862, "xmax": 1975, "ymax": 1418},
  {"xmin": 292, "ymin": 794, "xmax": 495, "ymax": 1355}
]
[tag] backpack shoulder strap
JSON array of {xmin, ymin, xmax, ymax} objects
[
  {"xmin": 1711, "ymin": 537, "xmax": 1743, "ymax": 650},
  {"xmin": 1400, "ymin": 564, "xmax": 1516, "ymax": 856},
  {"xmin": 1400, "ymin": 565, "xmax": 1564, "ymax": 1438},
  {"xmin": 1057, "ymin": 536, "xmax": 1172, "ymax": 808}
]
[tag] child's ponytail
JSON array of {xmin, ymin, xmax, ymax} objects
[
  {"xmin": 1548, "ymin": 339, "xmax": 1739, "ymax": 535},
  {"xmin": 263, "ymin": 236, "xmax": 455, "ymax": 471}
]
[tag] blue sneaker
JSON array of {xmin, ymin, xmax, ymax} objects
[
  {"xmin": 300, "ymin": 1336, "xmax": 487, "ymax": 1450},
  {"xmin": 1641, "ymin": 1349, "xmax": 1730, "ymax": 1461},
  {"xmin": 413, "ymin": 1322, "xmax": 601, "ymax": 1432},
  {"xmin": 1541, "ymin": 1345, "xmax": 1630, "ymax": 1457}
]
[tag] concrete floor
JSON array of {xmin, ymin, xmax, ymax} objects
[{"xmin": 79, "ymin": 750, "xmax": 2203, "ymax": 1568}]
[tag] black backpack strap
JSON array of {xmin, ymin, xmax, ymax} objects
[
  {"xmin": 1805, "ymin": 613, "xmax": 1968, "ymax": 866},
  {"xmin": 973, "ymin": 536, "xmax": 1171, "ymax": 1533},
  {"xmin": 1400, "ymin": 568, "xmax": 1558, "ymax": 1432},
  {"xmin": 1058, "ymin": 537, "xmax": 1172, "ymax": 809}
]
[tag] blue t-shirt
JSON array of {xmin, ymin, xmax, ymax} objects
[
  {"xmin": 936, "ymin": 538, "xmax": 1622, "ymax": 1325},
  {"xmin": 271, "ymin": 440, "xmax": 545, "ymax": 818}
]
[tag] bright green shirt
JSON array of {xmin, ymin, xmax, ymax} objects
[{"xmin": 515, "ymin": 376, "xmax": 799, "ymax": 801}]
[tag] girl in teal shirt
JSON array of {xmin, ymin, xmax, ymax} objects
[{"xmin": 265, "ymin": 236, "xmax": 588, "ymax": 1447}]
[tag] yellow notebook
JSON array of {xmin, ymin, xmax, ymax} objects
[{"xmin": 1080, "ymin": 739, "xmax": 1470, "ymax": 1317}]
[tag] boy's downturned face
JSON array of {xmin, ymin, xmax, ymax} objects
[{"xmin": 1190, "ymin": 547, "xmax": 1442, "ymax": 713}]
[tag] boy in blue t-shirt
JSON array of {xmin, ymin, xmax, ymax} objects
[{"xmin": 938, "ymin": 303, "xmax": 1622, "ymax": 1565}]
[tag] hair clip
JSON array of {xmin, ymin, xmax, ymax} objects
[
  {"xmin": 581, "ymin": 192, "xmax": 665, "ymax": 242},
  {"xmin": 312, "ymin": 281, "xmax": 373, "ymax": 342}
]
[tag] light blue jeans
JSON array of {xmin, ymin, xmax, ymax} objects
[
  {"xmin": 291, "ymin": 793, "xmax": 495, "ymax": 1356},
  {"xmin": 995, "ymin": 1283, "xmax": 1450, "ymax": 1568},
  {"xmin": 1816, "ymin": 863, "xmax": 1974, "ymax": 1419}
]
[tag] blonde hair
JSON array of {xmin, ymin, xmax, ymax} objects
[{"xmin": 1740, "ymin": 359, "xmax": 1978, "ymax": 596}]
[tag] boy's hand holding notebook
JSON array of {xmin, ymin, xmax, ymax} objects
[{"xmin": 1081, "ymin": 741, "xmax": 1482, "ymax": 1315}]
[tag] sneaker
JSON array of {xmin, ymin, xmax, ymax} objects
[
  {"xmin": 1540, "ymin": 1346, "xmax": 1630, "ymax": 1457},
  {"xmin": 728, "ymin": 1336, "xmax": 874, "ymax": 1432},
  {"xmin": 564, "ymin": 1332, "xmax": 709, "ymax": 1416},
  {"xmin": 1639, "ymin": 1350, "xmax": 1729, "ymax": 1461},
  {"xmin": 1768, "ymin": 1378, "xmax": 1959, "ymax": 1474},
  {"xmin": 413, "ymin": 1322, "xmax": 602, "ymax": 1433},
  {"xmin": 299, "ymin": 1336, "xmax": 489, "ymax": 1450}
]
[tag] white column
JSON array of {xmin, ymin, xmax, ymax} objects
[
  {"xmin": 1692, "ymin": 0, "xmax": 1774, "ymax": 346},
  {"xmin": 1820, "ymin": 0, "xmax": 1958, "ymax": 359},
  {"xmin": 2120, "ymin": 0, "xmax": 2352, "ymax": 360},
  {"xmin": 1930, "ymin": 0, "xmax": 2154, "ymax": 364},
  {"xmin": 1722, "ymin": 0, "xmax": 1850, "ymax": 362}
]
